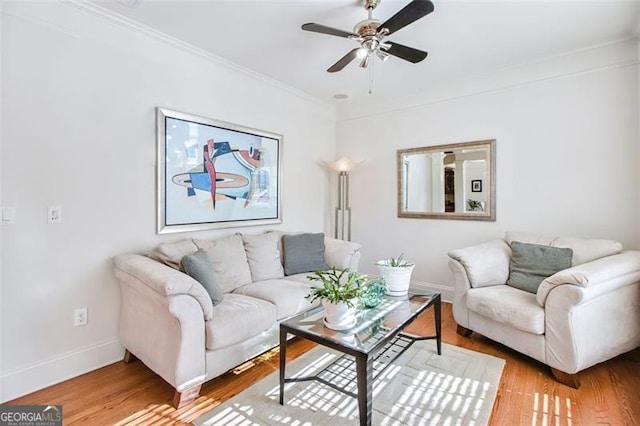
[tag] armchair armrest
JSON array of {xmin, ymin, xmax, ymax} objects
[
  {"xmin": 324, "ymin": 237, "xmax": 362, "ymax": 271},
  {"xmin": 448, "ymin": 239, "xmax": 511, "ymax": 288},
  {"xmin": 537, "ymin": 251, "xmax": 640, "ymax": 306},
  {"xmin": 114, "ymin": 254, "xmax": 214, "ymax": 320}
]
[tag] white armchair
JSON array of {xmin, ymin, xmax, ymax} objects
[{"xmin": 448, "ymin": 232, "xmax": 640, "ymax": 388}]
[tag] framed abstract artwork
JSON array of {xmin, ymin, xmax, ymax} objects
[{"xmin": 156, "ymin": 107, "xmax": 282, "ymax": 234}]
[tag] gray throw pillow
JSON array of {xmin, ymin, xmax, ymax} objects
[
  {"xmin": 180, "ymin": 249, "xmax": 224, "ymax": 306},
  {"xmin": 508, "ymin": 242, "xmax": 573, "ymax": 294},
  {"xmin": 282, "ymin": 233, "xmax": 329, "ymax": 276}
]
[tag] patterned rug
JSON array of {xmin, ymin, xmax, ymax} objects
[{"xmin": 194, "ymin": 340, "xmax": 505, "ymax": 425}]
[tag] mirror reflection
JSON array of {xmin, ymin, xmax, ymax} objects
[{"xmin": 397, "ymin": 140, "xmax": 495, "ymax": 221}]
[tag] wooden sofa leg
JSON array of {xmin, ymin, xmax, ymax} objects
[
  {"xmin": 173, "ymin": 385, "xmax": 201, "ymax": 409},
  {"xmin": 123, "ymin": 349, "xmax": 138, "ymax": 364},
  {"xmin": 456, "ymin": 324, "xmax": 473, "ymax": 337},
  {"xmin": 551, "ymin": 368, "xmax": 580, "ymax": 389}
]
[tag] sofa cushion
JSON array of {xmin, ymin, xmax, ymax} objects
[
  {"xmin": 148, "ymin": 239, "xmax": 198, "ymax": 270},
  {"xmin": 448, "ymin": 239, "xmax": 511, "ymax": 288},
  {"xmin": 282, "ymin": 233, "xmax": 329, "ymax": 276},
  {"xmin": 507, "ymin": 242, "xmax": 573, "ymax": 294},
  {"xmin": 467, "ymin": 285, "xmax": 545, "ymax": 335},
  {"xmin": 194, "ymin": 235, "xmax": 252, "ymax": 293},
  {"xmin": 324, "ymin": 237, "xmax": 362, "ymax": 270},
  {"xmin": 240, "ymin": 232, "xmax": 285, "ymax": 282},
  {"xmin": 233, "ymin": 279, "xmax": 318, "ymax": 320},
  {"xmin": 205, "ymin": 293, "xmax": 276, "ymax": 350},
  {"xmin": 180, "ymin": 249, "xmax": 223, "ymax": 306}
]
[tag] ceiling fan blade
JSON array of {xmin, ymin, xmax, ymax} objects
[
  {"xmin": 384, "ymin": 41, "xmax": 428, "ymax": 63},
  {"xmin": 379, "ymin": 0, "xmax": 434, "ymax": 36},
  {"xmin": 302, "ymin": 23, "xmax": 358, "ymax": 39},
  {"xmin": 327, "ymin": 48, "xmax": 360, "ymax": 73}
]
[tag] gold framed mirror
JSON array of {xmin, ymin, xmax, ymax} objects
[{"xmin": 397, "ymin": 139, "xmax": 496, "ymax": 221}]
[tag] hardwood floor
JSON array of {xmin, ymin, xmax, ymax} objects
[{"xmin": 8, "ymin": 302, "xmax": 640, "ymax": 425}]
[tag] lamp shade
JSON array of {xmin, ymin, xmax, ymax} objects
[{"xmin": 322, "ymin": 156, "xmax": 364, "ymax": 173}]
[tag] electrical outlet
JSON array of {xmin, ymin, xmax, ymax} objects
[
  {"xmin": 48, "ymin": 206, "xmax": 62, "ymax": 224},
  {"xmin": 74, "ymin": 307, "xmax": 88, "ymax": 326}
]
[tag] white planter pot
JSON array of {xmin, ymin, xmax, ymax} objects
[
  {"xmin": 322, "ymin": 300, "xmax": 357, "ymax": 330},
  {"xmin": 376, "ymin": 263, "xmax": 415, "ymax": 296}
]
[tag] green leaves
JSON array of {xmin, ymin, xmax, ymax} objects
[
  {"xmin": 378, "ymin": 253, "xmax": 414, "ymax": 268},
  {"xmin": 305, "ymin": 267, "xmax": 367, "ymax": 308}
]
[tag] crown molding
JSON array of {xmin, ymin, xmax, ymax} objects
[
  {"xmin": 338, "ymin": 37, "xmax": 639, "ymax": 122},
  {"xmin": 60, "ymin": 0, "xmax": 334, "ymax": 110}
]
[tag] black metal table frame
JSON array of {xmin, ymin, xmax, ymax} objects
[{"xmin": 279, "ymin": 293, "xmax": 441, "ymax": 426}]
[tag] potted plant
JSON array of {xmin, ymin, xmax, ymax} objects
[
  {"xmin": 305, "ymin": 267, "xmax": 367, "ymax": 330},
  {"xmin": 375, "ymin": 254, "xmax": 415, "ymax": 296}
]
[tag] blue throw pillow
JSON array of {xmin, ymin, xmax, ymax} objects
[
  {"xmin": 180, "ymin": 249, "xmax": 223, "ymax": 305},
  {"xmin": 507, "ymin": 242, "xmax": 573, "ymax": 294},
  {"xmin": 282, "ymin": 233, "xmax": 329, "ymax": 276}
]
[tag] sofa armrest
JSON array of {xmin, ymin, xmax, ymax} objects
[
  {"xmin": 114, "ymin": 254, "xmax": 214, "ymax": 321},
  {"xmin": 448, "ymin": 239, "xmax": 511, "ymax": 288},
  {"xmin": 324, "ymin": 237, "xmax": 362, "ymax": 271},
  {"xmin": 537, "ymin": 251, "xmax": 640, "ymax": 306}
]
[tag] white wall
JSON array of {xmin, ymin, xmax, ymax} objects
[
  {"xmin": 337, "ymin": 40, "xmax": 639, "ymax": 299},
  {"xmin": 0, "ymin": 2, "xmax": 335, "ymax": 401}
]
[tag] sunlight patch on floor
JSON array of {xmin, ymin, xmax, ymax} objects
[{"xmin": 532, "ymin": 392, "xmax": 573, "ymax": 426}]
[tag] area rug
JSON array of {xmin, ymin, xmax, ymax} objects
[{"xmin": 194, "ymin": 341, "xmax": 505, "ymax": 426}]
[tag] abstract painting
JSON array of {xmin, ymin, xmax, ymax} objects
[{"xmin": 157, "ymin": 108, "xmax": 282, "ymax": 233}]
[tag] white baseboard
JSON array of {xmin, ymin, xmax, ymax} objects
[
  {"xmin": 0, "ymin": 338, "xmax": 124, "ymax": 403},
  {"xmin": 410, "ymin": 281, "xmax": 454, "ymax": 303}
]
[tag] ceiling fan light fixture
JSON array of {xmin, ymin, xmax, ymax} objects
[
  {"xmin": 356, "ymin": 48, "xmax": 368, "ymax": 59},
  {"xmin": 360, "ymin": 54, "xmax": 370, "ymax": 68},
  {"xmin": 376, "ymin": 50, "xmax": 390, "ymax": 62}
]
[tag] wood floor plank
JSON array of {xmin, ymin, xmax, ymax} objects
[{"xmin": 6, "ymin": 302, "xmax": 640, "ymax": 425}]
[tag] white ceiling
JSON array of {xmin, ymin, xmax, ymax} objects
[{"xmin": 93, "ymin": 0, "xmax": 640, "ymax": 105}]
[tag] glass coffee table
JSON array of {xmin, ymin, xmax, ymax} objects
[{"xmin": 279, "ymin": 292, "xmax": 441, "ymax": 426}]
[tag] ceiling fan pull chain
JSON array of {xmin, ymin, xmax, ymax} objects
[{"xmin": 368, "ymin": 56, "xmax": 375, "ymax": 94}]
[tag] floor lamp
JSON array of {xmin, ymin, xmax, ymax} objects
[{"xmin": 323, "ymin": 157, "xmax": 363, "ymax": 241}]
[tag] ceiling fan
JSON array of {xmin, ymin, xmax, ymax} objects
[{"xmin": 302, "ymin": 0, "xmax": 434, "ymax": 73}]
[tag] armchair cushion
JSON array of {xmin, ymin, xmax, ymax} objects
[
  {"xmin": 467, "ymin": 285, "xmax": 545, "ymax": 335},
  {"xmin": 506, "ymin": 232, "xmax": 622, "ymax": 266},
  {"xmin": 180, "ymin": 249, "xmax": 224, "ymax": 306},
  {"xmin": 507, "ymin": 242, "xmax": 573, "ymax": 294},
  {"xmin": 551, "ymin": 237, "xmax": 622, "ymax": 266},
  {"xmin": 448, "ymin": 239, "xmax": 511, "ymax": 288}
]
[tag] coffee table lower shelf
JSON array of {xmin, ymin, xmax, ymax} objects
[{"xmin": 282, "ymin": 333, "xmax": 416, "ymax": 400}]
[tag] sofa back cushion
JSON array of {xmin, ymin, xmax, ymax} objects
[
  {"xmin": 194, "ymin": 234, "xmax": 252, "ymax": 293},
  {"xmin": 148, "ymin": 239, "xmax": 198, "ymax": 270},
  {"xmin": 506, "ymin": 232, "xmax": 623, "ymax": 266},
  {"xmin": 507, "ymin": 242, "xmax": 573, "ymax": 294},
  {"xmin": 551, "ymin": 237, "xmax": 623, "ymax": 266},
  {"xmin": 282, "ymin": 233, "xmax": 329, "ymax": 276},
  {"xmin": 240, "ymin": 232, "xmax": 285, "ymax": 282}
]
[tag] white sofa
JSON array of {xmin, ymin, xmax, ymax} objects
[
  {"xmin": 448, "ymin": 232, "xmax": 640, "ymax": 388},
  {"xmin": 113, "ymin": 231, "xmax": 361, "ymax": 407}
]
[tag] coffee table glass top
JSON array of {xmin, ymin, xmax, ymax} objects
[{"xmin": 280, "ymin": 292, "xmax": 438, "ymax": 354}]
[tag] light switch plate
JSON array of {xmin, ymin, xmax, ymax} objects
[{"xmin": 1, "ymin": 206, "xmax": 16, "ymax": 225}]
